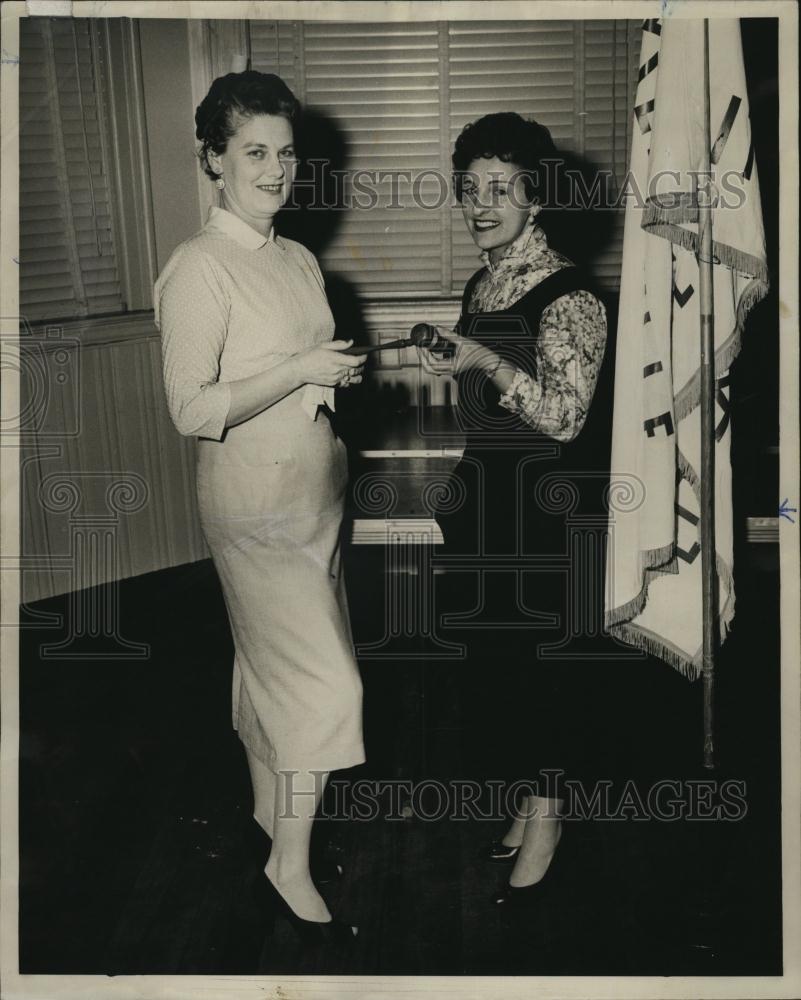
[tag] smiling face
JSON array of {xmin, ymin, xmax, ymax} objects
[
  {"xmin": 208, "ymin": 113, "xmax": 297, "ymax": 235},
  {"xmin": 460, "ymin": 156, "xmax": 539, "ymax": 263}
]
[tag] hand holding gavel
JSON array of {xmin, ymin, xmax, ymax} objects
[
  {"xmin": 338, "ymin": 323, "xmax": 501, "ymax": 381},
  {"xmin": 411, "ymin": 324, "xmax": 505, "ymax": 380},
  {"xmin": 295, "ymin": 340, "xmax": 367, "ymax": 387},
  {"xmin": 339, "ymin": 323, "xmax": 456, "ymax": 356}
]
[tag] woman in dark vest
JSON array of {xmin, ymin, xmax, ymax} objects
[{"xmin": 421, "ymin": 112, "xmax": 611, "ymax": 906}]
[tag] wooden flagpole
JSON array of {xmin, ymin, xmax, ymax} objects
[{"xmin": 698, "ymin": 19, "xmax": 717, "ymax": 771}]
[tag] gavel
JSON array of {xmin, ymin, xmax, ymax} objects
[{"xmin": 340, "ymin": 323, "xmax": 452, "ymax": 356}]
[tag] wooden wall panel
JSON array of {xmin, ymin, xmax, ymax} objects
[{"xmin": 20, "ymin": 315, "xmax": 207, "ymax": 604}]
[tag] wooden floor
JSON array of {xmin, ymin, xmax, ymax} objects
[{"xmin": 19, "ymin": 547, "xmax": 782, "ymax": 976}]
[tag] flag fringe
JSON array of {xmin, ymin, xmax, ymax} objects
[
  {"xmin": 604, "ymin": 541, "xmax": 675, "ymax": 628},
  {"xmin": 640, "ymin": 201, "xmax": 770, "ymax": 285},
  {"xmin": 606, "ymin": 621, "xmax": 703, "ymax": 681},
  {"xmin": 605, "ymin": 538, "xmax": 736, "ymax": 682},
  {"xmin": 677, "ymin": 447, "xmax": 699, "ymax": 490},
  {"xmin": 716, "ymin": 551, "xmax": 736, "ymax": 639},
  {"xmin": 607, "ymin": 558, "xmax": 733, "ymax": 682}
]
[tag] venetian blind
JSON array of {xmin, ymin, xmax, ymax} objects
[
  {"xmin": 448, "ymin": 20, "xmax": 578, "ymax": 289},
  {"xmin": 582, "ymin": 19, "xmax": 638, "ymax": 287},
  {"xmin": 248, "ymin": 18, "xmax": 640, "ymax": 298},
  {"xmin": 19, "ymin": 17, "xmax": 124, "ymax": 322}
]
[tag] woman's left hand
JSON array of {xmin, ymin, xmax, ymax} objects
[{"xmin": 426, "ymin": 327, "xmax": 503, "ymax": 378}]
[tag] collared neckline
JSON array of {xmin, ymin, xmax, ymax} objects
[
  {"xmin": 205, "ymin": 205, "xmax": 284, "ymax": 250},
  {"xmin": 480, "ymin": 222, "xmax": 547, "ymax": 274}
]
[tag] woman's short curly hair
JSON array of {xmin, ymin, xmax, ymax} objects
[
  {"xmin": 195, "ymin": 71, "xmax": 300, "ymax": 180},
  {"xmin": 452, "ymin": 112, "xmax": 557, "ymax": 202}
]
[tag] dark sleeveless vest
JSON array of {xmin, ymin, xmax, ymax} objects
[{"xmin": 435, "ymin": 266, "xmax": 612, "ymax": 569}]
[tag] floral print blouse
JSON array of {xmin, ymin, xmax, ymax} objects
[{"xmin": 467, "ymin": 223, "xmax": 607, "ymax": 443}]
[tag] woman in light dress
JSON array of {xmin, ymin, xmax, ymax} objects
[{"xmin": 155, "ymin": 71, "xmax": 366, "ymax": 944}]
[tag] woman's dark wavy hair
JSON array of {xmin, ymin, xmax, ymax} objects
[
  {"xmin": 195, "ymin": 71, "xmax": 300, "ymax": 180},
  {"xmin": 452, "ymin": 112, "xmax": 557, "ymax": 202}
]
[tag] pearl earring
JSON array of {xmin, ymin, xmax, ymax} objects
[{"xmin": 216, "ymin": 175, "xmax": 225, "ymax": 190}]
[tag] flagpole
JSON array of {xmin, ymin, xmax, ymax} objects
[{"xmin": 698, "ymin": 19, "xmax": 717, "ymax": 771}]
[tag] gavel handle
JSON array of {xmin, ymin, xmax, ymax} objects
[
  {"xmin": 338, "ymin": 324, "xmax": 450, "ymax": 356},
  {"xmin": 340, "ymin": 338, "xmax": 413, "ymax": 356}
]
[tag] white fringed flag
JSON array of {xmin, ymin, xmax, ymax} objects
[{"xmin": 604, "ymin": 18, "xmax": 769, "ymax": 678}]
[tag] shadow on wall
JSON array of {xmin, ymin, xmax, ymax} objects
[
  {"xmin": 538, "ymin": 147, "xmax": 617, "ymax": 293},
  {"xmin": 276, "ymin": 108, "xmax": 413, "ymax": 437}
]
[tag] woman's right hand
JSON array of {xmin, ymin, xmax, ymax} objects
[
  {"xmin": 417, "ymin": 326, "xmax": 495, "ymax": 378},
  {"xmin": 293, "ymin": 340, "xmax": 367, "ymax": 387}
]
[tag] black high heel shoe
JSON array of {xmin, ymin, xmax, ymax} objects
[
  {"xmin": 482, "ymin": 838, "xmax": 521, "ymax": 864},
  {"xmin": 256, "ymin": 874, "xmax": 359, "ymax": 947}
]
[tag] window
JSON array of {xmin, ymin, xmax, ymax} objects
[
  {"xmin": 19, "ymin": 17, "xmax": 155, "ymax": 324},
  {"xmin": 248, "ymin": 19, "xmax": 640, "ymax": 296},
  {"xmin": 20, "ymin": 18, "xmax": 123, "ymax": 322}
]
